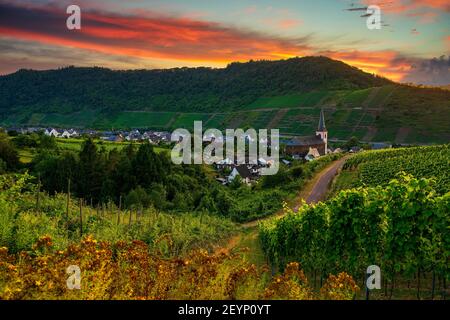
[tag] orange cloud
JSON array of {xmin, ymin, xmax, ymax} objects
[
  {"xmin": 0, "ymin": 1, "xmax": 437, "ymax": 84},
  {"xmin": 320, "ymin": 50, "xmax": 413, "ymax": 82},
  {"xmin": 0, "ymin": 2, "xmax": 311, "ymax": 64},
  {"xmin": 278, "ymin": 19, "xmax": 302, "ymax": 29},
  {"xmin": 363, "ymin": 0, "xmax": 450, "ymax": 12}
]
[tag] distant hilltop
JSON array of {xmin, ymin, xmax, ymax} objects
[{"xmin": 1, "ymin": 56, "xmax": 449, "ymax": 144}]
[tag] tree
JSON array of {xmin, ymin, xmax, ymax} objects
[
  {"xmin": 132, "ymin": 143, "xmax": 168, "ymax": 187},
  {"xmin": 229, "ymin": 175, "xmax": 243, "ymax": 189},
  {"xmin": 344, "ymin": 136, "xmax": 359, "ymax": 150},
  {"xmin": 0, "ymin": 133, "xmax": 19, "ymax": 171},
  {"xmin": 77, "ymin": 138, "xmax": 104, "ymax": 201}
]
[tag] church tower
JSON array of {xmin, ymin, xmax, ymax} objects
[{"xmin": 316, "ymin": 109, "xmax": 328, "ymax": 154}]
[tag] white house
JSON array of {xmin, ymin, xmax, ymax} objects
[
  {"xmin": 227, "ymin": 165, "xmax": 253, "ymax": 185},
  {"xmin": 45, "ymin": 128, "xmax": 60, "ymax": 137},
  {"xmin": 305, "ymin": 147, "xmax": 321, "ymax": 161}
]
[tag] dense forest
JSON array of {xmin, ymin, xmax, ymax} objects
[
  {"xmin": 0, "ymin": 130, "xmax": 341, "ymax": 222},
  {"xmin": 0, "ymin": 56, "xmax": 390, "ymax": 117}
]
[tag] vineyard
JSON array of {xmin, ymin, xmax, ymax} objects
[
  {"xmin": 0, "ymin": 173, "xmax": 236, "ymax": 256},
  {"xmin": 335, "ymin": 144, "xmax": 450, "ymax": 195},
  {"xmin": 0, "ymin": 236, "xmax": 361, "ymax": 300},
  {"xmin": 260, "ymin": 174, "xmax": 450, "ymax": 299}
]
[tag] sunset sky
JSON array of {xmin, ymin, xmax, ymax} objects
[{"xmin": 0, "ymin": 0, "xmax": 449, "ymax": 84}]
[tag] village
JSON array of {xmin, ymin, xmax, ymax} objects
[{"xmin": 3, "ymin": 111, "xmax": 391, "ymax": 187}]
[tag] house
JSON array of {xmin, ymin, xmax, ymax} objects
[
  {"xmin": 371, "ymin": 142, "xmax": 392, "ymax": 150},
  {"xmin": 305, "ymin": 147, "xmax": 321, "ymax": 161},
  {"xmin": 227, "ymin": 165, "xmax": 254, "ymax": 185},
  {"xmin": 215, "ymin": 177, "xmax": 227, "ymax": 185},
  {"xmin": 61, "ymin": 129, "xmax": 79, "ymax": 139},
  {"xmin": 45, "ymin": 128, "xmax": 60, "ymax": 137},
  {"xmin": 349, "ymin": 146, "xmax": 361, "ymax": 153},
  {"xmin": 285, "ymin": 109, "xmax": 328, "ymax": 157},
  {"xmin": 126, "ymin": 130, "xmax": 142, "ymax": 141}
]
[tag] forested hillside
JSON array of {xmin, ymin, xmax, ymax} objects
[
  {"xmin": 0, "ymin": 56, "xmax": 389, "ymax": 116},
  {"xmin": 1, "ymin": 56, "xmax": 449, "ymax": 143}
]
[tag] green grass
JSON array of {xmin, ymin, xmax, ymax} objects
[
  {"xmin": 366, "ymin": 85, "xmax": 395, "ymax": 108},
  {"xmin": 57, "ymin": 138, "xmax": 168, "ymax": 153},
  {"xmin": 341, "ymin": 88, "xmax": 372, "ymax": 106},
  {"xmin": 16, "ymin": 139, "xmax": 169, "ymax": 164},
  {"xmin": 2, "ymin": 85, "xmax": 448, "ymax": 144},
  {"xmin": 171, "ymin": 113, "xmax": 212, "ymax": 130},
  {"xmin": 18, "ymin": 149, "xmax": 34, "ymax": 164},
  {"xmin": 204, "ymin": 114, "xmax": 228, "ymax": 129},
  {"xmin": 244, "ymin": 94, "xmax": 305, "ymax": 109},
  {"xmin": 329, "ymin": 170, "xmax": 359, "ymax": 197},
  {"xmin": 27, "ymin": 110, "xmax": 99, "ymax": 127},
  {"xmin": 244, "ymin": 91, "xmax": 329, "ymax": 110},
  {"xmin": 372, "ymin": 127, "xmax": 397, "ymax": 142},
  {"xmin": 110, "ymin": 111, "xmax": 175, "ymax": 129}
]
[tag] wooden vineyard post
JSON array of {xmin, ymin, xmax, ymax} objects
[
  {"xmin": 79, "ymin": 199, "xmax": 83, "ymax": 238},
  {"xmin": 66, "ymin": 178, "xmax": 71, "ymax": 237},
  {"xmin": 431, "ymin": 270, "xmax": 436, "ymax": 300},
  {"xmin": 36, "ymin": 173, "xmax": 41, "ymax": 211},
  {"xmin": 365, "ymin": 272, "xmax": 370, "ymax": 300},
  {"xmin": 117, "ymin": 196, "xmax": 122, "ymax": 225}
]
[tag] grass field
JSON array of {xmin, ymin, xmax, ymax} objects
[
  {"xmin": 366, "ymin": 85, "xmax": 396, "ymax": 108},
  {"xmin": 170, "ymin": 113, "xmax": 212, "ymax": 130},
  {"xmin": 110, "ymin": 111, "xmax": 175, "ymax": 129},
  {"xmin": 15, "ymin": 138, "xmax": 169, "ymax": 165},
  {"xmin": 341, "ymin": 88, "xmax": 372, "ymax": 106},
  {"xmin": 3, "ymin": 85, "xmax": 448, "ymax": 143},
  {"xmin": 244, "ymin": 91, "xmax": 329, "ymax": 110}
]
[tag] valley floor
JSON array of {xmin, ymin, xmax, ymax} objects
[{"xmin": 216, "ymin": 156, "xmax": 348, "ymax": 267}]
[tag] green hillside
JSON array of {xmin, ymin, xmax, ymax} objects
[{"xmin": 1, "ymin": 56, "xmax": 449, "ymax": 143}]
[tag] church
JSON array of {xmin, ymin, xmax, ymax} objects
[{"xmin": 285, "ymin": 109, "xmax": 328, "ymax": 158}]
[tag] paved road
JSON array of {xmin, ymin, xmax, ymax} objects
[{"xmin": 305, "ymin": 157, "xmax": 347, "ymax": 204}]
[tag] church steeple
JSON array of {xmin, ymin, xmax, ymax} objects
[
  {"xmin": 316, "ymin": 109, "xmax": 328, "ymax": 154},
  {"xmin": 318, "ymin": 109, "xmax": 326, "ymax": 132}
]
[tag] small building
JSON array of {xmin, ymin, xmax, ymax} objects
[
  {"xmin": 227, "ymin": 165, "xmax": 254, "ymax": 185},
  {"xmin": 304, "ymin": 147, "xmax": 321, "ymax": 161},
  {"xmin": 61, "ymin": 129, "xmax": 79, "ymax": 139},
  {"xmin": 45, "ymin": 128, "xmax": 60, "ymax": 137},
  {"xmin": 371, "ymin": 142, "xmax": 392, "ymax": 150},
  {"xmin": 285, "ymin": 109, "xmax": 328, "ymax": 157}
]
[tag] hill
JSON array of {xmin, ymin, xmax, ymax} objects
[{"xmin": 1, "ymin": 56, "xmax": 449, "ymax": 143}]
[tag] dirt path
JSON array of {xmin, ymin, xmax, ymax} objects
[
  {"xmin": 215, "ymin": 156, "xmax": 349, "ymax": 261},
  {"xmin": 302, "ymin": 156, "xmax": 347, "ymax": 205}
]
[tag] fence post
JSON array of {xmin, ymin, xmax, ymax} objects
[
  {"xmin": 79, "ymin": 198, "xmax": 83, "ymax": 238},
  {"xmin": 117, "ymin": 196, "xmax": 122, "ymax": 225},
  {"xmin": 66, "ymin": 178, "xmax": 71, "ymax": 237},
  {"xmin": 36, "ymin": 173, "xmax": 41, "ymax": 211}
]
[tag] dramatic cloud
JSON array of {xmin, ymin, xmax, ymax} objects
[
  {"xmin": 319, "ymin": 50, "xmax": 413, "ymax": 82},
  {"xmin": 402, "ymin": 55, "xmax": 450, "ymax": 85},
  {"xmin": 0, "ymin": 1, "xmax": 447, "ymax": 85},
  {"xmin": 0, "ymin": 2, "xmax": 312, "ymax": 66},
  {"xmin": 362, "ymin": 0, "xmax": 450, "ymax": 13}
]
